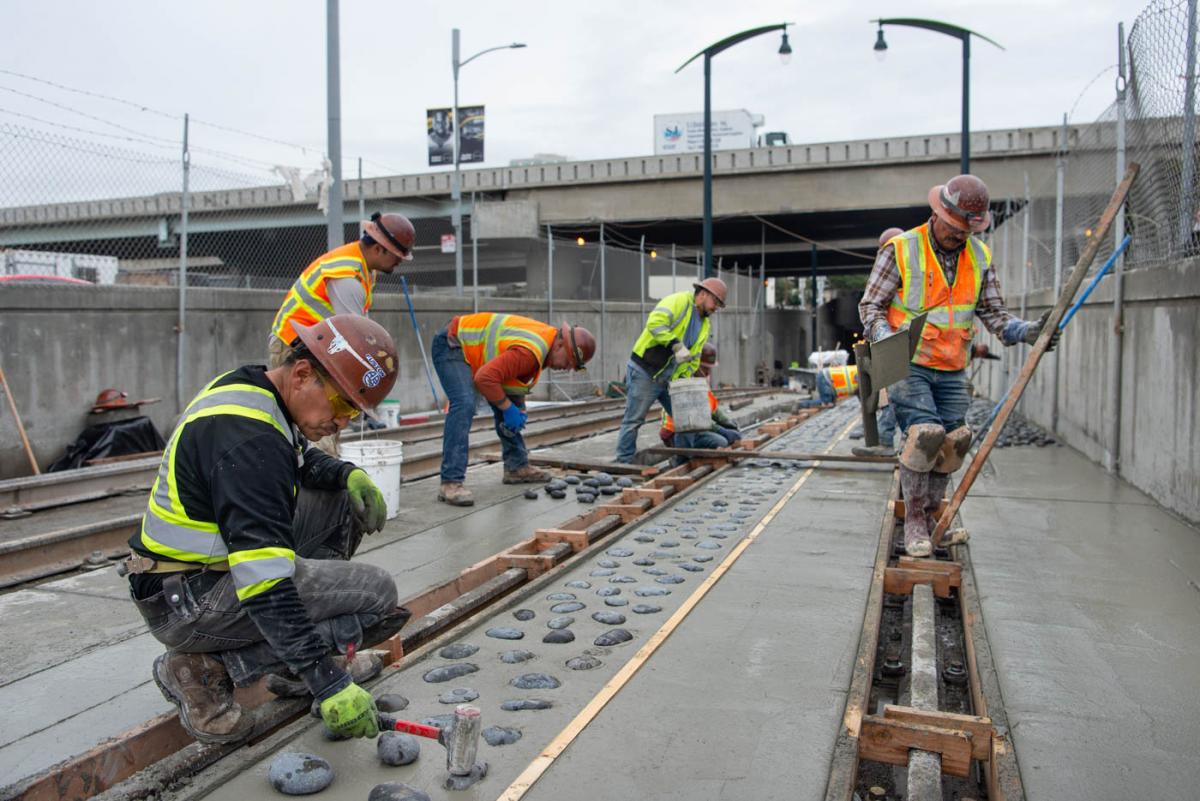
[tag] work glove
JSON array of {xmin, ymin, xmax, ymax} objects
[
  {"xmin": 501, "ymin": 403, "xmax": 528, "ymax": 432},
  {"xmin": 970, "ymin": 344, "xmax": 1001, "ymax": 361},
  {"xmin": 319, "ymin": 681, "xmax": 379, "ymax": 739},
  {"xmin": 871, "ymin": 322, "xmax": 896, "ymax": 343},
  {"xmin": 671, "ymin": 341, "xmax": 692, "ymax": 363},
  {"xmin": 1023, "ymin": 311, "xmax": 1062, "ymax": 353},
  {"xmin": 346, "ymin": 468, "xmax": 387, "ymax": 535}
]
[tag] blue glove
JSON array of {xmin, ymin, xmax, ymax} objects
[{"xmin": 501, "ymin": 403, "xmax": 527, "ymax": 432}]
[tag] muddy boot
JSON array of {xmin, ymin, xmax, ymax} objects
[
  {"xmin": 502, "ymin": 465, "xmax": 551, "ymax": 484},
  {"xmin": 362, "ymin": 606, "xmax": 412, "ymax": 646},
  {"xmin": 437, "ymin": 482, "xmax": 475, "ymax": 506},
  {"xmin": 851, "ymin": 444, "xmax": 896, "ymax": 458},
  {"xmin": 266, "ymin": 651, "xmax": 384, "ymax": 698},
  {"xmin": 899, "ymin": 466, "xmax": 932, "ymax": 558},
  {"xmin": 153, "ymin": 652, "xmax": 253, "ymax": 744},
  {"xmin": 933, "ymin": 426, "xmax": 972, "ymax": 474},
  {"xmin": 926, "ymin": 472, "xmax": 950, "ymax": 537},
  {"xmin": 899, "ymin": 423, "xmax": 945, "ymax": 472}
]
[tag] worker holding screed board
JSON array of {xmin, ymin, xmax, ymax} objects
[
  {"xmin": 121, "ymin": 316, "xmax": 411, "ymax": 745},
  {"xmin": 858, "ymin": 175, "xmax": 1059, "ymax": 558}
]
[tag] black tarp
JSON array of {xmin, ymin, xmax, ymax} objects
[{"xmin": 48, "ymin": 416, "xmax": 166, "ymax": 472}]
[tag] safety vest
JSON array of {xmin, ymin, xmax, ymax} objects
[
  {"xmin": 271, "ymin": 242, "xmax": 374, "ymax": 345},
  {"xmin": 886, "ymin": 223, "xmax": 987, "ymax": 372},
  {"xmin": 455, "ymin": 313, "xmax": 559, "ymax": 395},
  {"xmin": 825, "ymin": 365, "xmax": 859, "ymax": 399},
  {"xmin": 662, "ymin": 389, "xmax": 718, "ymax": 434},
  {"xmin": 139, "ymin": 375, "xmax": 300, "ymax": 603},
  {"xmin": 631, "ymin": 290, "xmax": 711, "ymax": 379}
]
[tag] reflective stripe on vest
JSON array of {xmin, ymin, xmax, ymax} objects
[
  {"xmin": 272, "ymin": 243, "xmax": 373, "ymax": 344},
  {"xmin": 886, "ymin": 224, "xmax": 987, "ymax": 371},
  {"xmin": 455, "ymin": 313, "xmax": 558, "ymax": 394},
  {"xmin": 631, "ymin": 290, "xmax": 710, "ymax": 379},
  {"xmin": 140, "ymin": 376, "xmax": 299, "ymax": 601},
  {"xmin": 826, "ymin": 365, "xmax": 859, "ymax": 399}
]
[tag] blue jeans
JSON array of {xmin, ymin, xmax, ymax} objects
[
  {"xmin": 432, "ymin": 329, "xmax": 528, "ymax": 483},
  {"xmin": 889, "ymin": 364, "xmax": 970, "ymax": 434},
  {"xmin": 615, "ymin": 361, "xmax": 673, "ymax": 463}
]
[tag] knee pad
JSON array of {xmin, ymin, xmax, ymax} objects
[
  {"xmin": 899, "ymin": 423, "xmax": 945, "ymax": 472},
  {"xmin": 933, "ymin": 425, "xmax": 973, "ymax": 474}
]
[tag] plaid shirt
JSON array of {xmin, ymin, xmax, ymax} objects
[{"xmin": 858, "ymin": 219, "xmax": 1026, "ymax": 345}]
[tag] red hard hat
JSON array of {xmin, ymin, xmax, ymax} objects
[
  {"xmin": 559, "ymin": 322, "xmax": 596, "ymax": 370},
  {"xmin": 361, "ymin": 212, "xmax": 415, "ymax": 261},
  {"xmin": 692, "ymin": 277, "xmax": 727, "ymax": 307},
  {"xmin": 879, "ymin": 227, "xmax": 905, "ymax": 247},
  {"xmin": 929, "ymin": 175, "xmax": 992, "ymax": 233},
  {"xmin": 293, "ymin": 315, "xmax": 399, "ymax": 413},
  {"xmin": 700, "ymin": 342, "xmax": 718, "ymax": 366}
]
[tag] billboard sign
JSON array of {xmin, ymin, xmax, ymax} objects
[
  {"xmin": 427, "ymin": 106, "xmax": 485, "ymax": 166},
  {"xmin": 653, "ymin": 109, "xmax": 756, "ymax": 155}
]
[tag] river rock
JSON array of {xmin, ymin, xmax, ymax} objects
[
  {"xmin": 377, "ymin": 732, "xmax": 421, "ymax": 766},
  {"xmin": 543, "ymin": 628, "xmax": 576, "ymax": 644},
  {"xmin": 368, "ymin": 782, "xmax": 430, "ymax": 801},
  {"xmin": 483, "ymin": 726, "xmax": 522, "ymax": 746},
  {"xmin": 438, "ymin": 643, "xmax": 478, "ymax": 660},
  {"xmin": 511, "ymin": 672, "xmax": 561, "ymax": 689},
  {"xmin": 594, "ymin": 628, "xmax": 633, "ymax": 646},
  {"xmin": 423, "ymin": 663, "xmax": 478, "ymax": 683},
  {"xmin": 268, "ymin": 752, "xmax": 334, "ymax": 795}
]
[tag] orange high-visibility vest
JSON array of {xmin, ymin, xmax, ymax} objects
[
  {"xmin": 662, "ymin": 390, "xmax": 719, "ymax": 434},
  {"xmin": 454, "ymin": 313, "xmax": 559, "ymax": 395},
  {"xmin": 271, "ymin": 242, "xmax": 374, "ymax": 345},
  {"xmin": 886, "ymin": 223, "xmax": 987, "ymax": 371},
  {"xmin": 825, "ymin": 365, "xmax": 859, "ymax": 399}
]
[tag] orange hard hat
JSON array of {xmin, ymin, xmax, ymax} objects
[
  {"xmin": 693, "ymin": 277, "xmax": 727, "ymax": 307},
  {"xmin": 293, "ymin": 315, "xmax": 399, "ymax": 413},
  {"xmin": 559, "ymin": 322, "xmax": 596, "ymax": 370},
  {"xmin": 700, "ymin": 342, "xmax": 718, "ymax": 366},
  {"xmin": 929, "ymin": 175, "xmax": 992, "ymax": 233},
  {"xmin": 879, "ymin": 227, "xmax": 905, "ymax": 247},
  {"xmin": 361, "ymin": 212, "xmax": 415, "ymax": 261}
]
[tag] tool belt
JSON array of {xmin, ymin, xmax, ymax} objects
[{"xmin": 117, "ymin": 554, "xmax": 230, "ymax": 577}]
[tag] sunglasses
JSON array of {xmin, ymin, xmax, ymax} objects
[{"xmin": 320, "ymin": 375, "xmax": 361, "ymax": 420}]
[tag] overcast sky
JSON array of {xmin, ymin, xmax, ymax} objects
[{"xmin": 0, "ymin": 0, "xmax": 1152, "ymax": 191}]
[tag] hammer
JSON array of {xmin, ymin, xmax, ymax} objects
[{"xmin": 380, "ymin": 704, "xmax": 482, "ymax": 777}]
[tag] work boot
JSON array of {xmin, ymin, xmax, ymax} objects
[
  {"xmin": 851, "ymin": 444, "xmax": 896, "ymax": 458},
  {"xmin": 924, "ymin": 473, "xmax": 971, "ymax": 548},
  {"xmin": 266, "ymin": 651, "xmax": 384, "ymax": 698},
  {"xmin": 437, "ymin": 482, "xmax": 475, "ymax": 506},
  {"xmin": 899, "ymin": 466, "xmax": 932, "ymax": 558},
  {"xmin": 153, "ymin": 652, "xmax": 253, "ymax": 744},
  {"xmin": 502, "ymin": 465, "xmax": 551, "ymax": 484}
]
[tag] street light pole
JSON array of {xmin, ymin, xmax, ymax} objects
[
  {"xmin": 677, "ymin": 23, "xmax": 792, "ymax": 278},
  {"xmin": 451, "ymin": 31, "xmax": 526, "ymax": 296},
  {"xmin": 871, "ymin": 18, "xmax": 1002, "ymax": 175}
]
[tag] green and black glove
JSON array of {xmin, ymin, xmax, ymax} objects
[
  {"xmin": 319, "ymin": 681, "xmax": 379, "ymax": 739},
  {"xmin": 346, "ymin": 468, "xmax": 387, "ymax": 534}
]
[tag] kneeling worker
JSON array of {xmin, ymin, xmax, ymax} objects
[
  {"xmin": 659, "ymin": 343, "xmax": 741, "ymax": 458},
  {"xmin": 433, "ymin": 313, "xmax": 596, "ymax": 506},
  {"xmin": 124, "ymin": 315, "xmax": 409, "ymax": 745}
]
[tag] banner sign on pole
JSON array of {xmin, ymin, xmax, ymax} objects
[{"xmin": 427, "ymin": 106, "xmax": 485, "ymax": 166}]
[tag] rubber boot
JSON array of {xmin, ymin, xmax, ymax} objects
[
  {"xmin": 153, "ymin": 652, "xmax": 253, "ymax": 744},
  {"xmin": 899, "ymin": 466, "xmax": 933, "ymax": 558},
  {"xmin": 437, "ymin": 482, "xmax": 475, "ymax": 506}
]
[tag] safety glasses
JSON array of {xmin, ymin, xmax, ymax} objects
[{"xmin": 320, "ymin": 375, "xmax": 361, "ymax": 420}]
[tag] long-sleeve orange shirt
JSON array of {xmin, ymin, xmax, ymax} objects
[{"xmin": 449, "ymin": 317, "xmax": 544, "ymax": 404}]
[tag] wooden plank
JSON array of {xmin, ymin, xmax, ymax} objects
[
  {"xmin": 882, "ymin": 705, "xmax": 993, "ymax": 761},
  {"xmin": 502, "ymin": 553, "xmax": 557, "ymax": 578},
  {"xmin": 859, "ymin": 716, "xmax": 972, "ymax": 778},
  {"xmin": 898, "ymin": 556, "xmax": 962, "ymax": 585},
  {"xmin": 648, "ymin": 446, "xmax": 895, "ymax": 464},
  {"xmin": 883, "ymin": 566, "xmax": 952, "ymax": 598},
  {"xmin": 621, "ymin": 487, "xmax": 667, "ymax": 506},
  {"xmin": 524, "ymin": 454, "xmax": 656, "ymax": 476},
  {"xmin": 535, "ymin": 528, "xmax": 590, "ymax": 552},
  {"xmin": 596, "ymin": 503, "xmax": 646, "ymax": 523},
  {"xmin": 653, "ymin": 475, "xmax": 695, "ymax": 491}
]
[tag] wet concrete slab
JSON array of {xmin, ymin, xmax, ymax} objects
[{"xmin": 962, "ymin": 443, "xmax": 1200, "ymax": 800}]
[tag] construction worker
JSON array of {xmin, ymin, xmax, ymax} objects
[
  {"xmin": 658, "ymin": 343, "xmax": 740, "ymax": 462},
  {"xmin": 851, "ymin": 227, "xmax": 907, "ymax": 458},
  {"xmin": 433, "ymin": 313, "xmax": 597, "ymax": 506},
  {"xmin": 268, "ymin": 212, "xmax": 415, "ymax": 453},
  {"xmin": 859, "ymin": 175, "xmax": 1060, "ymax": 557},
  {"xmin": 615, "ymin": 277, "xmax": 727, "ymax": 463},
  {"xmin": 124, "ymin": 315, "xmax": 410, "ymax": 745}
]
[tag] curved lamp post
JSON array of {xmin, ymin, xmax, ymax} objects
[
  {"xmin": 451, "ymin": 30, "xmax": 526, "ymax": 295},
  {"xmin": 677, "ymin": 24, "xmax": 792, "ymax": 278},
  {"xmin": 871, "ymin": 18, "xmax": 1002, "ymax": 175}
]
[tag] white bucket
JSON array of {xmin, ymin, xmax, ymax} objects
[
  {"xmin": 669, "ymin": 377, "xmax": 712, "ymax": 433},
  {"xmin": 378, "ymin": 399, "xmax": 401, "ymax": 429},
  {"xmin": 340, "ymin": 440, "xmax": 403, "ymax": 520}
]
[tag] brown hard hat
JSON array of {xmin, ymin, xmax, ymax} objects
[
  {"xmin": 879, "ymin": 227, "xmax": 905, "ymax": 247},
  {"xmin": 700, "ymin": 342, "xmax": 718, "ymax": 366},
  {"xmin": 294, "ymin": 315, "xmax": 399, "ymax": 413},
  {"xmin": 929, "ymin": 175, "xmax": 992, "ymax": 233},
  {"xmin": 559, "ymin": 322, "xmax": 596, "ymax": 370},
  {"xmin": 361, "ymin": 211, "xmax": 415, "ymax": 261},
  {"xmin": 693, "ymin": 277, "xmax": 728, "ymax": 307}
]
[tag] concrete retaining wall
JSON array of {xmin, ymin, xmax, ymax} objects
[
  {"xmin": 0, "ymin": 286, "xmax": 812, "ymax": 478},
  {"xmin": 973, "ymin": 256, "xmax": 1200, "ymax": 524}
]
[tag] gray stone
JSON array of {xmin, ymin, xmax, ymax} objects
[
  {"xmin": 594, "ymin": 629, "xmax": 634, "ymax": 647},
  {"xmin": 600, "ymin": 486, "xmax": 620, "ymax": 495},
  {"xmin": 483, "ymin": 726, "xmax": 523, "ymax": 746},
  {"xmin": 419, "ymin": 714, "xmax": 456, "ymax": 730},
  {"xmin": 423, "ymin": 663, "xmax": 479, "ymax": 683},
  {"xmin": 549, "ymin": 489, "xmax": 566, "ymax": 499},
  {"xmin": 564, "ymin": 580, "xmax": 591, "ymax": 589},
  {"xmin": 643, "ymin": 526, "xmax": 667, "ymax": 535},
  {"xmin": 680, "ymin": 563, "xmax": 705, "ymax": 572},
  {"xmin": 368, "ymin": 782, "xmax": 431, "ymax": 801},
  {"xmin": 582, "ymin": 478, "xmax": 599, "ymax": 488},
  {"xmin": 595, "ymin": 472, "xmax": 614, "ymax": 485},
  {"xmin": 650, "ymin": 551, "xmax": 676, "ymax": 559},
  {"xmin": 658, "ymin": 540, "xmax": 679, "ymax": 548},
  {"xmin": 268, "ymin": 752, "xmax": 334, "ymax": 795},
  {"xmin": 567, "ymin": 655, "xmax": 603, "ymax": 670},
  {"xmin": 500, "ymin": 649, "xmax": 535, "ymax": 664},
  {"xmin": 546, "ymin": 479, "xmax": 568, "ymax": 491},
  {"xmin": 632, "ymin": 604, "xmax": 662, "ymax": 614},
  {"xmin": 577, "ymin": 493, "xmax": 595, "ymax": 503},
  {"xmin": 523, "ymin": 489, "xmax": 538, "ymax": 500},
  {"xmin": 708, "ymin": 532, "xmax": 728, "ymax": 539},
  {"xmin": 616, "ymin": 477, "xmax": 634, "ymax": 487},
  {"xmin": 635, "ymin": 587, "xmax": 671, "ymax": 597},
  {"xmin": 604, "ymin": 597, "xmax": 629, "ymax": 607},
  {"xmin": 377, "ymin": 732, "xmax": 421, "ymax": 766},
  {"xmin": 609, "ymin": 575, "xmax": 637, "ymax": 584},
  {"xmin": 513, "ymin": 609, "xmax": 536, "ymax": 621},
  {"xmin": 322, "ymin": 726, "xmax": 349, "ymax": 741},
  {"xmin": 607, "ymin": 547, "xmax": 634, "ymax": 557},
  {"xmin": 642, "ymin": 567, "xmax": 668, "ymax": 576},
  {"xmin": 633, "ymin": 535, "xmax": 655, "ymax": 543},
  {"xmin": 550, "ymin": 601, "xmax": 585, "ymax": 613},
  {"xmin": 438, "ymin": 643, "xmax": 478, "ymax": 660},
  {"xmin": 486, "ymin": 627, "xmax": 525, "ymax": 640},
  {"xmin": 693, "ymin": 554, "xmax": 714, "ymax": 562},
  {"xmin": 713, "ymin": 523, "xmax": 739, "ymax": 531},
  {"xmin": 696, "ymin": 540, "xmax": 723, "ymax": 550},
  {"xmin": 375, "ymin": 694, "xmax": 410, "ymax": 713},
  {"xmin": 543, "ymin": 628, "xmax": 576, "ymax": 644},
  {"xmin": 632, "ymin": 557, "xmax": 656, "ymax": 566},
  {"xmin": 589, "ymin": 568, "xmax": 616, "ymax": 577},
  {"xmin": 547, "ymin": 616, "xmax": 575, "ymax": 629},
  {"xmin": 511, "ymin": 672, "xmax": 561, "ymax": 690},
  {"xmin": 443, "ymin": 764, "xmax": 488, "ymax": 791},
  {"xmin": 501, "ymin": 698, "xmax": 553, "ymax": 711},
  {"xmin": 656, "ymin": 575, "xmax": 685, "ymax": 584},
  {"xmin": 596, "ymin": 586, "xmax": 621, "ymax": 597},
  {"xmin": 545, "ymin": 592, "xmax": 576, "ymax": 601},
  {"xmin": 563, "ymin": 475, "xmax": 581, "ymax": 484},
  {"xmin": 597, "ymin": 559, "xmax": 620, "ymax": 569},
  {"xmin": 592, "ymin": 611, "xmax": 626, "ymax": 625},
  {"xmin": 438, "ymin": 687, "xmax": 479, "ymax": 704}
]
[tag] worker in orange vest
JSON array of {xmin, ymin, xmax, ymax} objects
[
  {"xmin": 432, "ymin": 313, "xmax": 597, "ymax": 507},
  {"xmin": 658, "ymin": 344, "xmax": 740, "ymax": 463},
  {"xmin": 858, "ymin": 175, "xmax": 1059, "ymax": 557}
]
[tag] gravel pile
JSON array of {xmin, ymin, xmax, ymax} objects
[{"xmin": 966, "ymin": 398, "xmax": 1057, "ymax": 447}]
